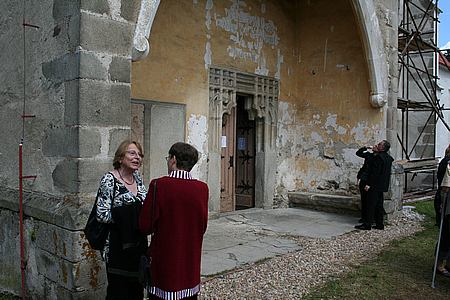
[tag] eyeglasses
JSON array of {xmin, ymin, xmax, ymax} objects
[
  {"xmin": 126, "ymin": 150, "xmax": 143, "ymax": 158},
  {"xmin": 165, "ymin": 155, "xmax": 170, "ymax": 162}
]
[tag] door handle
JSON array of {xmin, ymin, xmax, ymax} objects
[{"xmin": 228, "ymin": 155, "xmax": 234, "ymax": 169}]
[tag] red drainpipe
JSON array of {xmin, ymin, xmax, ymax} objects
[
  {"xmin": 18, "ymin": 142, "xmax": 26, "ymax": 299},
  {"xmin": 21, "ymin": 3, "xmax": 39, "ymax": 296},
  {"xmin": 18, "ymin": 141, "xmax": 37, "ymax": 299}
]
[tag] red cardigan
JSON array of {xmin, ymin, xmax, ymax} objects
[{"xmin": 139, "ymin": 175, "xmax": 208, "ymax": 299}]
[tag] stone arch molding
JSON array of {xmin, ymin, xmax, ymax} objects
[
  {"xmin": 208, "ymin": 67, "xmax": 278, "ymax": 150},
  {"xmin": 351, "ymin": 0, "xmax": 388, "ymax": 108},
  {"xmin": 132, "ymin": 0, "xmax": 161, "ymax": 61}
]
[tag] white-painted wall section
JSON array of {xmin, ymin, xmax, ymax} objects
[{"xmin": 436, "ymin": 65, "xmax": 450, "ymax": 156}]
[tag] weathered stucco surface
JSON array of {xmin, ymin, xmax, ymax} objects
[
  {"xmin": 132, "ymin": 0, "xmax": 297, "ymax": 192},
  {"xmin": 187, "ymin": 114, "xmax": 208, "ymax": 180},
  {"xmin": 132, "ymin": 0, "xmax": 389, "ymax": 207},
  {"xmin": 276, "ymin": 101, "xmax": 383, "ymax": 204},
  {"xmin": 274, "ymin": 0, "xmax": 387, "ymax": 205}
]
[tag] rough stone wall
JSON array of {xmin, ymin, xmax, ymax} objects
[
  {"xmin": 0, "ymin": 0, "xmax": 140, "ymax": 298},
  {"xmin": 374, "ymin": 0, "xmax": 399, "ymax": 157}
]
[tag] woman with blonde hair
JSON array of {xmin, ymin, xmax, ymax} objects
[{"xmin": 96, "ymin": 140, "xmax": 148, "ymax": 299}]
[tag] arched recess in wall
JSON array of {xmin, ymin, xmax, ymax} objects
[{"xmin": 351, "ymin": 0, "xmax": 388, "ymax": 108}]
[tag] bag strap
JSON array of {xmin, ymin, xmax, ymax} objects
[{"xmin": 151, "ymin": 180, "xmax": 157, "ymax": 235}]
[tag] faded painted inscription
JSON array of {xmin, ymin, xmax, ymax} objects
[{"xmin": 215, "ymin": 0, "xmax": 279, "ymax": 65}]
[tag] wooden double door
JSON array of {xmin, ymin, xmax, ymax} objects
[{"xmin": 220, "ymin": 96, "xmax": 256, "ymax": 212}]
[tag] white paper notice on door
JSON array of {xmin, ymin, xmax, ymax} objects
[{"xmin": 221, "ymin": 136, "xmax": 227, "ymax": 148}]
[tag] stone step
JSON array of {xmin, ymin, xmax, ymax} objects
[{"xmin": 288, "ymin": 192, "xmax": 360, "ymax": 215}]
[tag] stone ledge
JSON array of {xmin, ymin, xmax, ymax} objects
[
  {"xmin": 288, "ymin": 192, "xmax": 360, "ymax": 215},
  {"xmin": 0, "ymin": 186, "xmax": 89, "ymax": 231}
]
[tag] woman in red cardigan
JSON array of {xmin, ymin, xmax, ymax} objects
[{"xmin": 139, "ymin": 142, "xmax": 209, "ymax": 300}]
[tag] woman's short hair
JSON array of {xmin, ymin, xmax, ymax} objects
[
  {"xmin": 113, "ymin": 140, "xmax": 144, "ymax": 169},
  {"xmin": 168, "ymin": 142, "xmax": 199, "ymax": 171}
]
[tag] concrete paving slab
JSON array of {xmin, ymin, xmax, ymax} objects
[{"xmin": 201, "ymin": 207, "xmax": 359, "ymax": 277}]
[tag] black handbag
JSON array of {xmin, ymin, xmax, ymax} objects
[
  {"xmin": 138, "ymin": 180, "xmax": 157, "ymax": 286},
  {"xmin": 84, "ymin": 176, "xmax": 116, "ymax": 251}
]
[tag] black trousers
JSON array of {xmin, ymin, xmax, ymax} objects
[
  {"xmin": 359, "ymin": 181, "xmax": 368, "ymax": 221},
  {"xmin": 363, "ymin": 190, "xmax": 384, "ymax": 227},
  {"xmin": 106, "ymin": 272, "xmax": 144, "ymax": 300}
]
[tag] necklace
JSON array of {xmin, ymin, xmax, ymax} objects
[{"xmin": 118, "ymin": 169, "xmax": 135, "ymax": 185}]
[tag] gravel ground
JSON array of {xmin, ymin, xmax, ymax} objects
[{"xmin": 199, "ymin": 209, "xmax": 424, "ymax": 299}]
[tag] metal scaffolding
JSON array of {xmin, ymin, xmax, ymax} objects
[{"xmin": 397, "ymin": 0, "xmax": 450, "ymax": 196}]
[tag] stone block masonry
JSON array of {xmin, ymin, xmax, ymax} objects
[
  {"xmin": 0, "ymin": 0, "xmax": 139, "ymax": 298},
  {"xmin": 0, "ymin": 197, "xmax": 108, "ymax": 298}
]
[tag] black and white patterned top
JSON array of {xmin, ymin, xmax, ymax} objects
[{"xmin": 95, "ymin": 171, "xmax": 147, "ymax": 259}]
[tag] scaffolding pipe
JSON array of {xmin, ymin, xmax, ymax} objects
[{"xmin": 399, "ymin": 54, "xmax": 450, "ymax": 131}]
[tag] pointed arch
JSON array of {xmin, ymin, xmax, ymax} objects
[{"xmin": 351, "ymin": 0, "xmax": 389, "ymax": 107}]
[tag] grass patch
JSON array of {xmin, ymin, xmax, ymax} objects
[{"xmin": 304, "ymin": 201, "xmax": 450, "ymax": 299}]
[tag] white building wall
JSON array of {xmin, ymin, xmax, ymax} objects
[{"xmin": 436, "ymin": 65, "xmax": 450, "ymax": 157}]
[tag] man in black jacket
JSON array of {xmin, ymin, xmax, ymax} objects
[
  {"xmin": 356, "ymin": 146, "xmax": 374, "ymax": 224},
  {"xmin": 355, "ymin": 140, "xmax": 394, "ymax": 230}
]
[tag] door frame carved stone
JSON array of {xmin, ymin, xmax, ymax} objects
[{"xmin": 208, "ymin": 67, "xmax": 279, "ymax": 212}]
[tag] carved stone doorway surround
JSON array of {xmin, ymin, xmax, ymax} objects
[{"xmin": 208, "ymin": 67, "xmax": 279, "ymax": 212}]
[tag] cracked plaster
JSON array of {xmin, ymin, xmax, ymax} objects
[
  {"xmin": 212, "ymin": 0, "xmax": 283, "ymax": 78},
  {"xmin": 187, "ymin": 114, "xmax": 208, "ymax": 181},
  {"xmin": 276, "ymin": 101, "xmax": 382, "ymax": 201}
]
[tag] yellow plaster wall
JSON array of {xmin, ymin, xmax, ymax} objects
[
  {"xmin": 294, "ymin": 0, "xmax": 382, "ymax": 131},
  {"xmin": 131, "ymin": 0, "xmax": 385, "ymax": 195},
  {"xmin": 132, "ymin": 0, "xmax": 208, "ymax": 115},
  {"xmin": 131, "ymin": 0, "xmax": 298, "ymax": 117},
  {"xmin": 275, "ymin": 0, "xmax": 385, "ymax": 195},
  {"xmin": 131, "ymin": 0, "xmax": 381, "ymax": 130}
]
